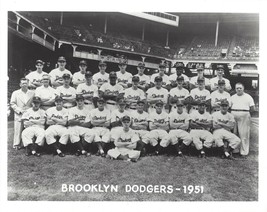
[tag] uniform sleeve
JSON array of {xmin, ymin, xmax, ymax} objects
[
  {"xmin": 21, "ymin": 109, "xmax": 29, "ymax": 119},
  {"xmin": 139, "ymin": 90, "xmax": 146, "ymax": 99},
  {"xmin": 225, "ymin": 79, "xmax": 232, "ymax": 91},
  {"xmin": 184, "ymin": 75, "xmax": 190, "ymax": 82},
  {"xmin": 72, "ymin": 73, "xmax": 79, "ymax": 86},
  {"xmin": 212, "ymin": 112, "xmax": 218, "ymax": 122},
  {"xmin": 131, "ymin": 132, "xmax": 140, "ymax": 142},
  {"xmin": 85, "ymin": 113, "xmax": 91, "ymax": 122},
  {"xmin": 228, "ymin": 113, "xmax": 235, "ymax": 123},
  {"xmin": 93, "ymin": 86, "xmax": 99, "ymax": 97},
  {"xmin": 99, "ymin": 83, "xmax": 105, "ymax": 93},
  {"xmin": 49, "ymin": 70, "xmax": 57, "ymax": 85},
  {"xmin": 67, "ymin": 108, "xmax": 74, "ymax": 120},
  {"xmin": 71, "ymin": 87, "xmax": 77, "ymax": 98},
  {"xmin": 45, "ymin": 109, "xmax": 51, "ymax": 118},
  {"xmin": 76, "ymin": 84, "xmax": 82, "ymax": 94},
  {"xmin": 248, "ymin": 94, "xmax": 255, "ymax": 107},
  {"xmin": 206, "ymin": 113, "xmax": 212, "ymax": 121},
  {"xmin": 205, "ymin": 90, "xmax": 211, "ymax": 100},
  {"xmin": 118, "ymin": 85, "xmax": 125, "ymax": 94},
  {"xmin": 63, "ymin": 109, "xmax": 69, "ymax": 119},
  {"xmin": 110, "ymin": 111, "xmax": 117, "ymax": 123},
  {"xmin": 106, "ymin": 110, "xmax": 111, "ymax": 121}
]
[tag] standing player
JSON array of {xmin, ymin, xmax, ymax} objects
[
  {"xmin": 21, "ymin": 96, "xmax": 46, "ymax": 157},
  {"xmin": 68, "ymin": 94, "xmax": 95, "ymax": 156},
  {"xmin": 92, "ymin": 60, "xmax": 109, "ymax": 89},
  {"xmin": 134, "ymin": 62, "xmax": 150, "ymax": 91},
  {"xmin": 189, "ymin": 66, "xmax": 211, "ymax": 90},
  {"xmin": 161, "ymin": 100, "xmax": 192, "ymax": 156},
  {"xmin": 76, "ymin": 71, "xmax": 99, "ymax": 112},
  {"xmin": 146, "ymin": 76, "xmax": 169, "ymax": 113},
  {"xmin": 10, "ymin": 78, "xmax": 35, "ymax": 149},
  {"xmin": 230, "ymin": 83, "xmax": 255, "ymax": 156},
  {"xmin": 99, "ymin": 72, "xmax": 124, "ymax": 111},
  {"xmin": 56, "ymin": 73, "xmax": 76, "ymax": 109},
  {"xmin": 211, "ymin": 79, "xmax": 231, "ymax": 113},
  {"xmin": 116, "ymin": 60, "xmax": 133, "ymax": 89},
  {"xmin": 89, "ymin": 98, "xmax": 111, "ymax": 157},
  {"xmin": 35, "ymin": 74, "xmax": 56, "ymax": 110},
  {"xmin": 189, "ymin": 101, "xmax": 214, "ymax": 158},
  {"xmin": 210, "ymin": 65, "xmax": 231, "ymax": 92},
  {"xmin": 143, "ymin": 100, "xmax": 169, "ymax": 155},
  {"xmin": 49, "ymin": 56, "xmax": 72, "ymax": 88},
  {"xmin": 168, "ymin": 62, "xmax": 190, "ymax": 89},
  {"xmin": 107, "ymin": 115, "xmax": 141, "ymax": 162},
  {"xmin": 123, "ymin": 76, "xmax": 146, "ymax": 111},
  {"xmin": 212, "ymin": 100, "xmax": 241, "ymax": 159},
  {"xmin": 72, "ymin": 60, "xmax": 87, "ymax": 88},
  {"xmin": 25, "ymin": 60, "xmax": 45, "ymax": 89},
  {"xmin": 45, "ymin": 96, "xmax": 69, "ymax": 157},
  {"xmin": 150, "ymin": 63, "xmax": 170, "ymax": 89}
]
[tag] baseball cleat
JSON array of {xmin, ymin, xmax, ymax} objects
[
  {"xmin": 58, "ymin": 152, "xmax": 65, "ymax": 157},
  {"xmin": 33, "ymin": 152, "xmax": 41, "ymax": 157},
  {"xmin": 75, "ymin": 151, "xmax": 81, "ymax": 156},
  {"xmin": 25, "ymin": 152, "xmax": 32, "ymax": 156},
  {"xmin": 177, "ymin": 151, "xmax": 183, "ymax": 157}
]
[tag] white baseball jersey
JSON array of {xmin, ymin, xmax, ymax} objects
[
  {"xmin": 115, "ymin": 128, "xmax": 139, "ymax": 147},
  {"xmin": 134, "ymin": 73, "xmax": 150, "ymax": 86},
  {"xmin": 99, "ymin": 83, "xmax": 124, "ymax": 105},
  {"xmin": 56, "ymin": 86, "xmax": 76, "ymax": 108},
  {"xmin": 35, "ymin": 85, "xmax": 57, "ymax": 101},
  {"xmin": 150, "ymin": 73, "xmax": 169, "ymax": 86},
  {"xmin": 189, "ymin": 110, "xmax": 212, "ymax": 130},
  {"xmin": 93, "ymin": 72, "xmax": 109, "ymax": 88},
  {"xmin": 49, "ymin": 68, "xmax": 72, "ymax": 87},
  {"xmin": 168, "ymin": 73, "xmax": 190, "ymax": 84},
  {"xmin": 72, "ymin": 71, "xmax": 86, "ymax": 86},
  {"xmin": 211, "ymin": 90, "xmax": 231, "ymax": 108},
  {"xmin": 190, "ymin": 88, "xmax": 211, "ymax": 102},
  {"xmin": 212, "ymin": 111, "xmax": 235, "ymax": 127},
  {"xmin": 190, "ymin": 76, "xmax": 211, "ymax": 87},
  {"xmin": 131, "ymin": 110, "xmax": 149, "ymax": 130},
  {"xmin": 116, "ymin": 71, "xmax": 133, "ymax": 88},
  {"xmin": 124, "ymin": 87, "xmax": 146, "ymax": 109},
  {"xmin": 25, "ymin": 71, "xmax": 45, "ymax": 87},
  {"xmin": 146, "ymin": 87, "xmax": 169, "ymax": 106},
  {"xmin": 22, "ymin": 108, "xmax": 46, "ymax": 129},
  {"xmin": 68, "ymin": 106, "xmax": 90, "ymax": 123},
  {"xmin": 76, "ymin": 83, "xmax": 98, "ymax": 105},
  {"xmin": 169, "ymin": 87, "xmax": 189, "ymax": 100},
  {"xmin": 89, "ymin": 108, "xmax": 111, "ymax": 125},
  {"xmin": 46, "ymin": 107, "xmax": 69, "ymax": 124},
  {"xmin": 111, "ymin": 109, "xmax": 130, "ymax": 124},
  {"xmin": 230, "ymin": 93, "xmax": 255, "ymax": 110},
  {"xmin": 148, "ymin": 110, "xmax": 169, "ymax": 130},
  {"xmin": 210, "ymin": 77, "xmax": 231, "ymax": 91},
  {"xmin": 169, "ymin": 111, "xmax": 190, "ymax": 129}
]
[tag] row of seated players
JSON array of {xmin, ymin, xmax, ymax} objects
[{"xmin": 19, "ymin": 93, "xmax": 241, "ymax": 162}]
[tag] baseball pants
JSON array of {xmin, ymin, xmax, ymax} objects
[
  {"xmin": 232, "ymin": 111, "xmax": 251, "ymax": 156},
  {"xmin": 162, "ymin": 129, "xmax": 192, "ymax": 147},
  {"xmin": 92, "ymin": 127, "xmax": 110, "ymax": 143},
  {"xmin": 68, "ymin": 126, "xmax": 95, "ymax": 144},
  {"xmin": 213, "ymin": 128, "xmax": 241, "ymax": 149},
  {"xmin": 134, "ymin": 130, "xmax": 148, "ymax": 141},
  {"xmin": 190, "ymin": 129, "xmax": 214, "ymax": 150},
  {"xmin": 13, "ymin": 119, "xmax": 23, "ymax": 147},
  {"xmin": 45, "ymin": 125, "xmax": 69, "ymax": 145},
  {"xmin": 143, "ymin": 129, "xmax": 169, "ymax": 147},
  {"xmin": 21, "ymin": 127, "xmax": 45, "ymax": 147},
  {"xmin": 107, "ymin": 147, "xmax": 140, "ymax": 160}
]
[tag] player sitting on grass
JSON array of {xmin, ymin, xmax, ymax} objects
[
  {"xmin": 212, "ymin": 100, "xmax": 241, "ymax": 160},
  {"xmin": 68, "ymin": 94, "xmax": 95, "ymax": 157},
  {"xmin": 45, "ymin": 96, "xmax": 69, "ymax": 157},
  {"xmin": 107, "ymin": 115, "xmax": 141, "ymax": 162},
  {"xmin": 89, "ymin": 98, "xmax": 111, "ymax": 157},
  {"xmin": 21, "ymin": 96, "xmax": 46, "ymax": 157},
  {"xmin": 189, "ymin": 100, "xmax": 214, "ymax": 158}
]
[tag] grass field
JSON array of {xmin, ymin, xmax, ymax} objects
[{"xmin": 7, "ymin": 120, "xmax": 258, "ymax": 201}]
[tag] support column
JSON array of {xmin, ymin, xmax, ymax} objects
[
  {"xmin": 44, "ymin": 33, "xmax": 47, "ymax": 46},
  {"xmin": 142, "ymin": 23, "xmax": 145, "ymax": 41},
  {"xmin": 31, "ymin": 25, "xmax": 35, "ymax": 40},
  {"xmin": 104, "ymin": 15, "xmax": 107, "ymax": 34},
  {"xmin": 60, "ymin": 12, "xmax": 63, "ymax": 25},
  {"xmin": 166, "ymin": 30, "xmax": 169, "ymax": 47},
  {"xmin": 16, "ymin": 16, "xmax": 21, "ymax": 32},
  {"xmin": 215, "ymin": 21, "xmax": 219, "ymax": 47},
  {"xmin": 141, "ymin": 56, "xmax": 146, "ymax": 62}
]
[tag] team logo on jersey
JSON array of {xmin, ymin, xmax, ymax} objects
[
  {"xmin": 154, "ymin": 118, "xmax": 165, "ymax": 124},
  {"xmin": 51, "ymin": 114, "xmax": 63, "ymax": 119},
  {"xmin": 152, "ymin": 94, "xmax": 164, "ymax": 98},
  {"xmin": 118, "ymin": 79, "xmax": 128, "ymax": 84},
  {"xmin": 194, "ymin": 95, "xmax": 206, "ymax": 101},
  {"xmin": 195, "ymin": 118, "xmax": 208, "ymax": 123},
  {"xmin": 126, "ymin": 95, "xmax": 140, "ymax": 100},
  {"xmin": 121, "ymin": 138, "xmax": 132, "ymax": 143},
  {"xmin": 28, "ymin": 116, "xmax": 41, "ymax": 120},
  {"xmin": 218, "ymin": 119, "xmax": 228, "ymax": 124},
  {"xmin": 92, "ymin": 116, "xmax": 106, "ymax": 120},
  {"xmin": 82, "ymin": 90, "xmax": 94, "ymax": 95},
  {"xmin": 55, "ymin": 76, "xmax": 63, "ymax": 80},
  {"xmin": 215, "ymin": 98, "xmax": 227, "ymax": 102},
  {"xmin": 134, "ymin": 118, "xmax": 146, "ymax": 123},
  {"xmin": 173, "ymin": 119, "xmax": 185, "ymax": 123},
  {"xmin": 74, "ymin": 115, "xmax": 86, "ymax": 120},
  {"xmin": 60, "ymin": 93, "xmax": 72, "ymax": 97}
]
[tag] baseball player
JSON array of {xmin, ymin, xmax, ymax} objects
[
  {"xmin": 189, "ymin": 101, "xmax": 214, "ymax": 158},
  {"xmin": 72, "ymin": 60, "xmax": 87, "ymax": 87},
  {"xmin": 146, "ymin": 76, "xmax": 169, "ymax": 114},
  {"xmin": 134, "ymin": 62, "xmax": 150, "ymax": 91},
  {"xmin": 56, "ymin": 73, "xmax": 76, "ymax": 109},
  {"xmin": 21, "ymin": 96, "xmax": 46, "ymax": 156},
  {"xmin": 76, "ymin": 71, "xmax": 99, "ymax": 112},
  {"xmin": 110, "ymin": 98, "xmax": 130, "ymax": 142},
  {"xmin": 189, "ymin": 67, "xmax": 211, "ymax": 90},
  {"xmin": 130, "ymin": 99, "xmax": 149, "ymax": 156},
  {"xmin": 169, "ymin": 76, "xmax": 190, "ymax": 112},
  {"xmin": 49, "ymin": 56, "xmax": 72, "ymax": 88},
  {"xmin": 168, "ymin": 62, "xmax": 190, "ymax": 89},
  {"xmin": 45, "ymin": 96, "xmax": 69, "ymax": 157},
  {"xmin": 161, "ymin": 100, "xmax": 192, "ymax": 156},
  {"xmin": 107, "ymin": 115, "xmax": 141, "ymax": 162},
  {"xmin": 25, "ymin": 60, "xmax": 45, "ymax": 89},
  {"xmin": 89, "ymin": 98, "xmax": 111, "ymax": 157},
  {"xmin": 123, "ymin": 76, "xmax": 146, "ymax": 111},
  {"xmin": 142, "ymin": 100, "xmax": 169, "ymax": 155},
  {"xmin": 210, "ymin": 64, "xmax": 231, "ymax": 92},
  {"xmin": 211, "ymin": 79, "xmax": 231, "ymax": 113},
  {"xmin": 189, "ymin": 77, "xmax": 211, "ymax": 113},
  {"xmin": 68, "ymin": 94, "xmax": 95, "ymax": 156},
  {"xmin": 99, "ymin": 72, "xmax": 124, "ymax": 111},
  {"xmin": 230, "ymin": 82, "xmax": 255, "ymax": 156},
  {"xmin": 150, "ymin": 63, "xmax": 170, "ymax": 89},
  {"xmin": 35, "ymin": 74, "xmax": 56, "ymax": 110},
  {"xmin": 212, "ymin": 100, "xmax": 241, "ymax": 159},
  {"xmin": 116, "ymin": 60, "xmax": 133, "ymax": 89},
  {"xmin": 92, "ymin": 60, "xmax": 109, "ymax": 88},
  {"xmin": 10, "ymin": 78, "xmax": 35, "ymax": 149}
]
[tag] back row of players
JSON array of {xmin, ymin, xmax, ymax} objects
[{"xmin": 10, "ymin": 56, "xmax": 255, "ymax": 162}]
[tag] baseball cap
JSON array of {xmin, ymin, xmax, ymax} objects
[
  {"xmin": 109, "ymin": 71, "xmax": 117, "ymax": 78},
  {"xmin": 99, "ymin": 60, "xmax": 107, "ymax": 66},
  {"xmin": 155, "ymin": 100, "xmax": 164, "ymax": 106},
  {"xmin": 117, "ymin": 98, "xmax": 126, "ymax": 105},
  {"xmin": 121, "ymin": 115, "xmax": 131, "ymax": 122},
  {"xmin": 76, "ymin": 94, "xmax": 84, "ymax": 101},
  {"xmin": 176, "ymin": 99, "xmax": 184, "ymax": 106},
  {"xmin": 159, "ymin": 62, "xmax": 166, "ymax": 68},
  {"xmin": 197, "ymin": 77, "xmax": 205, "ymax": 82},
  {"xmin": 42, "ymin": 74, "xmax": 50, "ymax": 80},
  {"xmin": 176, "ymin": 76, "xmax": 184, "ymax": 81},
  {"xmin": 138, "ymin": 62, "xmax": 145, "ymax": 68},
  {"xmin": 62, "ymin": 73, "xmax": 71, "ymax": 79},
  {"xmin": 85, "ymin": 71, "xmax": 93, "ymax": 78},
  {"xmin": 97, "ymin": 98, "xmax": 105, "ymax": 103},
  {"xmin": 198, "ymin": 100, "xmax": 206, "ymax": 106},
  {"xmin": 137, "ymin": 99, "xmax": 145, "ymax": 105},
  {"xmin": 218, "ymin": 79, "xmax": 226, "ymax": 84},
  {"xmin": 79, "ymin": 60, "xmax": 87, "ymax": 66},
  {"xmin": 58, "ymin": 56, "xmax": 66, "ymax": 62},
  {"xmin": 32, "ymin": 96, "xmax": 41, "ymax": 103},
  {"xmin": 173, "ymin": 62, "xmax": 184, "ymax": 69},
  {"xmin": 154, "ymin": 76, "xmax": 163, "ymax": 82},
  {"xmin": 217, "ymin": 64, "xmax": 225, "ymax": 70},
  {"xmin": 220, "ymin": 99, "xmax": 229, "ymax": 106},
  {"xmin": 36, "ymin": 60, "xmax": 44, "ymax": 65},
  {"xmin": 132, "ymin": 76, "xmax": 140, "ymax": 82},
  {"xmin": 55, "ymin": 96, "xmax": 63, "ymax": 102},
  {"xmin": 119, "ymin": 59, "xmax": 127, "ymax": 65}
]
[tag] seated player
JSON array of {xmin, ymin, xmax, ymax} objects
[
  {"xmin": 107, "ymin": 115, "xmax": 141, "ymax": 162},
  {"xmin": 45, "ymin": 96, "xmax": 69, "ymax": 157},
  {"xmin": 162, "ymin": 100, "xmax": 192, "ymax": 157},
  {"xmin": 21, "ymin": 96, "xmax": 46, "ymax": 157},
  {"xmin": 189, "ymin": 101, "xmax": 214, "ymax": 158},
  {"xmin": 89, "ymin": 98, "xmax": 111, "ymax": 157},
  {"xmin": 212, "ymin": 100, "xmax": 241, "ymax": 159},
  {"xmin": 68, "ymin": 95, "xmax": 95, "ymax": 157},
  {"xmin": 143, "ymin": 100, "xmax": 169, "ymax": 155}
]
